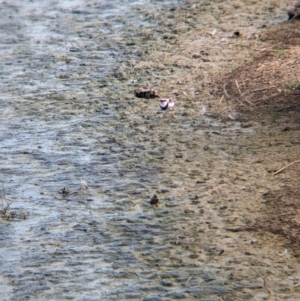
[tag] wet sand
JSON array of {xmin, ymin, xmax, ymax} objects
[{"xmin": 1, "ymin": 0, "xmax": 300, "ymax": 300}]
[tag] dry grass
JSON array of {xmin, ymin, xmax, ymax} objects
[
  {"xmin": 212, "ymin": 22, "xmax": 300, "ymax": 118},
  {"xmin": 214, "ymin": 48, "xmax": 300, "ymax": 107},
  {"xmin": 216, "ymin": 21, "xmax": 300, "ymax": 246}
]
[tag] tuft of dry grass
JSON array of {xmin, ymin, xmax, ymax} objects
[
  {"xmin": 213, "ymin": 47, "xmax": 300, "ymax": 110},
  {"xmin": 212, "ymin": 22, "xmax": 300, "ymax": 116}
]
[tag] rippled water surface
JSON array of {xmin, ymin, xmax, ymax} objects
[{"xmin": 0, "ymin": 0, "xmax": 296, "ymax": 300}]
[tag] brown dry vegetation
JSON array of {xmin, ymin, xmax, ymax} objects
[
  {"xmin": 214, "ymin": 22, "xmax": 300, "ymax": 118},
  {"xmin": 214, "ymin": 21, "xmax": 300, "ymax": 247}
]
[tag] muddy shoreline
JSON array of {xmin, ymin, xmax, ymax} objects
[{"xmin": 1, "ymin": 0, "xmax": 300, "ymax": 300}]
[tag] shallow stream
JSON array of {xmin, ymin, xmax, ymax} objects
[{"xmin": 0, "ymin": 0, "xmax": 299, "ymax": 300}]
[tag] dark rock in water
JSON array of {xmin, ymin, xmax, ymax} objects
[
  {"xmin": 233, "ymin": 30, "xmax": 241, "ymax": 37},
  {"xmin": 150, "ymin": 194, "xmax": 159, "ymax": 205},
  {"xmin": 135, "ymin": 88, "xmax": 159, "ymax": 99},
  {"xmin": 287, "ymin": 2, "xmax": 300, "ymax": 20}
]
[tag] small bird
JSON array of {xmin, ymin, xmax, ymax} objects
[{"xmin": 159, "ymin": 98, "xmax": 175, "ymax": 111}]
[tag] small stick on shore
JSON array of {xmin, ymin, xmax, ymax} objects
[
  {"xmin": 234, "ymin": 80, "xmax": 255, "ymax": 106},
  {"xmin": 241, "ymin": 85, "xmax": 277, "ymax": 97},
  {"xmin": 235, "ymin": 96, "xmax": 247, "ymax": 107},
  {"xmin": 243, "ymin": 96, "xmax": 255, "ymax": 106},
  {"xmin": 273, "ymin": 159, "xmax": 300, "ymax": 175},
  {"xmin": 235, "ymin": 80, "xmax": 243, "ymax": 95},
  {"xmin": 254, "ymin": 270, "xmax": 271, "ymax": 294},
  {"xmin": 223, "ymin": 83, "xmax": 230, "ymax": 98}
]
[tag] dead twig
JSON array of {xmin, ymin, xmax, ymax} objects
[
  {"xmin": 254, "ymin": 270, "xmax": 271, "ymax": 294},
  {"xmin": 241, "ymin": 85, "xmax": 277, "ymax": 97},
  {"xmin": 273, "ymin": 159, "xmax": 300, "ymax": 175},
  {"xmin": 223, "ymin": 83, "xmax": 230, "ymax": 98},
  {"xmin": 234, "ymin": 96, "xmax": 248, "ymax": 107},
  {"xmin": 3, "ymin": 200, "xmax": 13, "ymax": 217},
  {"xmin": 235, "ymin": 80, "xmax": 243, "ymax": 95},
  {"xmin": 1, "ymin": 183, "xmax": 6, "ymax": 210},
  {"xmin": 243, "ymin": 96, "xmax": 255, "ymax": 106},
  {"xmin": 253, "ymin": 48, "xmax": 276, "ymax": 52},
  {"xmin": 1, "ymin": 185, "xmax": 13, "ymax": 217},
  {"xmin": 219, "ymin": 95, "xmax": 224, "ymax": 104},
  {"xmin": 255, "ymin": 92, "xmax": 281, "ymax": 104},
  {"xmin": 235, "ymin": 80, "xmax": 255, "ymax": 106}
]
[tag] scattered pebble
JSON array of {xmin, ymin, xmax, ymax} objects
[
  {"xmin": 150, "ymin": 194, "xmax": 159, "ymax": 206},
  {"xmin": 228, "ymin": 112, "xmax": 237, "ymax": 120},
  {"xmin": 233, "ymin": 31, "xmax": 241, "ymax": 37},
  {"xmin": 211, "ymin": 28, "xmax": 217, "ymax": 35},
  {"xmin": 278, "ymin": 249, "xmax": 288, "ymax": 256},
  {"xmin": 219, "ymin": 249, "xmax": 225, "ymax": 256}
]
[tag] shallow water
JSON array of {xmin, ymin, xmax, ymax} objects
[{"xmin": 0, "ymin": 0, "xmax": 298, "ymax": 300}]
